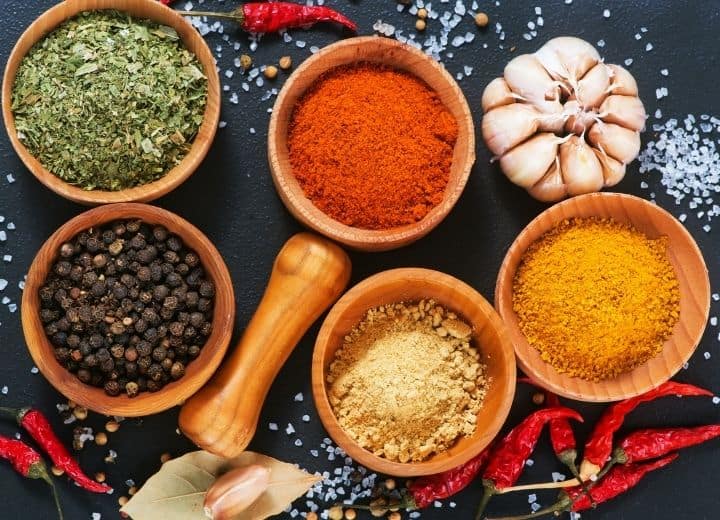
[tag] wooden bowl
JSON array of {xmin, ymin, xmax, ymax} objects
[
  {"xmin": 312, "ymin": 268, "xmax": 516, "ymax": 476},
  {"xmin": 1, "ymin": 0, "xmax": 221, "ymax": 205},
  {"xmin": 496, "ymin": 192, "xmax": 710, "ymax": 402},
  {"xmin": 268, "ymin": 37, "xmax": 475, "ymax": 252},
  {"xmin": 22, "ymin": 203, "xmax": 235, "ymax": 417}
]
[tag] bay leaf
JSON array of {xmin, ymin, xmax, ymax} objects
[{"xmin": 120, "ymin": 451, "xmax": 321, "ymax": 520}]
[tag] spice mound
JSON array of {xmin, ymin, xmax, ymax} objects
[
  {"xmin": 11, "ymin": 10, "xmax": 208, "ymax": 191},
  {"xmin": 40, "ymin": 219, "xmax": 215, "ymax": 397},
  {"xmin": 513, "ymin": 218, "xmax": 680, "ymax": 381},
  {"xmin": 327, "ymin": 300, "xmax": 489, "ymax": 463},
  {"xmin": 288, "ymin": 63, "xmax": 459, "ymax": 230}
]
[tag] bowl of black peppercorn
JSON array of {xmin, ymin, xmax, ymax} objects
[{"xmin": 22, "ymin": 203, "xmax": 235, "ymax": 417}]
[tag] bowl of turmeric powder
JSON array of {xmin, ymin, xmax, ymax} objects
[
  {"xmin": 495, "ymin": 192, "xmax": 710, "ymax": 402},
  {"xmin": 268, "ymin": 37, "xmax": 475, "ymax": 252}
]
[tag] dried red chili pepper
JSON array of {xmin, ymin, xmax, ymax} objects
[
  {"xmin": 179, "ymin": 2, "xmax": 357, "ymax": 33},
  {"xmin": 0, "ymin": 407, "xmax": 111, "ymax": 494},
  {"xmin": 486, "ymin": 454, "xmax": 677, "ymax": 520},
  {"xmin": 579, "ymin": 381, "xmax": 711, "ymax": 479},
  {"xmin": 616, "ymin": 425, "xmax": 720, "ymax": 464},
  {"xmin": 518, "ymin": 378, "xmax": 577, "ymax": 471},
  {"xmin": 474, "ymin": 407, "xmax": 583, "ymax": 520},
  {"xmin": 408, "ymin": 445, "xmax": 493, "ymax": 509},
  {"xmin": 0, "ymin": 435, "xmax": 63, "ymax": 519}
]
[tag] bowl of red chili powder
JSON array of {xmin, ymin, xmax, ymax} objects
[{"xmin": 268, "ymin": 37, "xmax": 475, "ymax": 251}]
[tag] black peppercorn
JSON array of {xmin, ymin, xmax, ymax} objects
[
  {"xmin": 146, "ymin": 380, "xmax": 161, "ymax": 392},
  {"xmin": 110, "ymin": 345, "xmax": 125, "ymax": 359},
  {"xmin": 165, "ymin": 272, "xmax": 182, "ymax": 289},
  {"xmin": 144, "ymin": 327, "xmax": 159, "ymax": 343},
  {"xmin": 137, "ymin": 266, "xmax": 152, "ymax": 283},
  {"xmin": 55, "ymin": 348, "xmax": 71, "ymax": 362},
  {"xmin": 148, "ymin": 363, "xmax": 163, "ymax": 382},
  {"xmin": 60, "ymin": 243, "xmax": 75, "ymax": 258},
  {"xmin": 54, "ymin": 261, "xmax": 72, "ymax": 277},
  {"xmin": 152, "ymin": 285, "xmax": 169, "ymax": 302},
  {"xmin": 184, "ymin": 252, "xmax": 200, "ymax": 268},
  {"xmin": 137, "ymin": 246, "xmax": 158, "ymax": 264},
  {"xmin": 86, "ymin": 237, "xmax": 101, "ymax": 253},
  {"xmin": 161, "ymin": 358, "xmax": 173, "ymax": 372},
  {"xmin": 125, "ymin": 346, "xmax": 138, "ymax": 362},
  {"xmin": 197, "ymin": 298, "xmax": 212, "ymax": 313},
  {"xmin": 199, "ymin": 281, "xmax": 215, "ymax": 298},
  {"xmin": 137, "ymin": 355, "xmax": 152, "ymax": 372},
  {"xmin": 188, "ymin": 345, "xmax": 201, "ymax": 358},
  {"xmin": 129, "ymin": 234, "xmax": 146, "ymax": 251},
  {"xmin": 77, "ymin": 369, "xmax": 92, "ymax": 384},
  {"xmin": 175, "ymin": 263, "xmax": 190, "ymax": 276},
  {"xmin": 104, "ymin": 380, "xmax": 121, "ymax": 396},
  {"xmin": 169, "ymin": 322, "xmax": 185, "ymax": 337},
  {"xmin": 152, "ymin": 226, "xmax": 169, "ymax": 242},
  {"xmin": 152, "ymin": 346, "xmax": 167, "ymax": 362},
  {"xmin": 170, "ymin": 362, "xmax": 185, "ymax": 380},
  {"xmin": 166, "ymin": 235, "xmax": 182, "ymax": 252},
  {"xmin": 163, "ymin": 250, "xmax": 180, "ymax": 264},
  {"xmin": 84, "ymin": 354, "xmax": 98, "ymax": 367}
]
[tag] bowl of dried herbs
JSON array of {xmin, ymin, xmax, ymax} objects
[{"xmin": 2, "ymin": 0, "xmax": 220, "ymax": 205}]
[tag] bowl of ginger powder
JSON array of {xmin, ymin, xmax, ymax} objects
[{"xmin": 312, "ymin": 268, "xmax": 517, "ymax": 477}]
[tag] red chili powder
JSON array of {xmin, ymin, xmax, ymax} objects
[{"xmin": 287, "ymin": 63, "xmax": 458, "ymax": 230}]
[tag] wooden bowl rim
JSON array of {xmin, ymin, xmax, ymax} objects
[
  {"xmin": 312, "ymin": 267, "xmax": 516, "ymax": 476},
  {"xmin": 268, "ymin": 36, "xmax": 476, "ymax": 252},
  {"xmin": 495, "ymin": 192, "xmax": 710, "ymax": 402},
  {"xmin": 21, "ymin": 203, "xmax": 236, "ymax": 416},
  {"xmin": 1, "ymin": 0, "xmax": 221, "ymax": 205}
]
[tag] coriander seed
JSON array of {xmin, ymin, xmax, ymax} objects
[
  {"xmin": 240, "ymin": 54, "xmax": 253, "ymax": 70},
  {"xmin": 264, "ymin": 65, "xmax": 279, "ymax": 79},
  {"xmin": 95, "ymin": 472, "xmax": 106, "ymax": 483},
  {"xmin": 328, "ymin": 506, "xmax": 344, "ymax": 520},
  {"xmin": 118, "ymin": 496, "xmax": 129, "ymax": 507},
  {"xmin": 160, "ymin": 452, "xmax": 172, "ymax": 464},
  {"xmin": 417, "ymin": 7, "xmax": 428, "ymax": 19},
  {"xmin": 415, "ymin": 19, "xmax": 426, "ymax": 31},
  {"xmin": 475, "ymin": 12, "xmax": 489, "ymax": 27},
  {"xmin": 95, "ymin": 432, "xmax": 108, "ymax": 446},
  {"xmin": 279, "ymin": 56, "xmax": 293, "ymax": 70},
  {"xmin": 306, "ymin": 513, "xmax": 318, "ymax": 520},
  {"xmin": 344, "ymin": 509, "xmax": 357, "ymax": 520},
  {"xmin": 106, "ymin": 420, "xmax": 120, "ymax": 433},
  {"xmin": 51, "ymin": 466, "xmax": 64, "ymax": 477},
  {"xmin": 532, "ymin": 392, "xmax": 545, "ymax": 405}
]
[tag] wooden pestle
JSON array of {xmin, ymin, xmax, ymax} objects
[{"xmin": 179, "ymin": 232, "xmax": 351, "ymax": 458}]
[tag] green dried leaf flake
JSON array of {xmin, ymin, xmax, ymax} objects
[{"xmin": 11, "ymin": 10, "xmax": 208, "ymax": 191}]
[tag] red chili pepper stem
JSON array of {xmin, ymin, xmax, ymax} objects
[
  {"xmin": 484, "ymin": 496, "xmax": 572, "ymax": 520},
  {"xmin": 32, "ymin": 463, "xmax": 64, "ymax": 520},
  {"xmin": 0, "ymin": 406, "xmax": 29, "ymax": 423},
  {"xmin": 474, "ymin": 483, "xmax": 497, "ymax": 520}
]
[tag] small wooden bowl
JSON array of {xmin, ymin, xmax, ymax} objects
[
  {"xmin": 1, "ymin": 0, "xmax": 221, "ymax": 205},
  {"xmin": 22, "ymin": 203, "xmax": 235, "ymax": 417},
  {"xmin": 268, "ymin": 37, "xmax": 475, "ymax": 252},
  {"xmin": 312, "ymin": 268, "xmax": 516, "ymax": 476},
  {"xmin": 496, "ymin": 192, "xmax": 710, "ymax": 402}
]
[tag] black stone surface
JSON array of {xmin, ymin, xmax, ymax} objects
[{"xmin": 0, "ymin": 1, "xmax": 718, "ymax": 519}]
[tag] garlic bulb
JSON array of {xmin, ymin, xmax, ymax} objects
[{"xmin": 481, "ymin": 36, "xmax": 646, "ymax": 202}]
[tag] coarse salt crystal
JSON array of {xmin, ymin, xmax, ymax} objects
[
  {"xmin": 597, "ymin": 39, "xmax": 605, "ymax": 47},
  {"xmin": 6, "ymin": 174, "xmax": 14, "ymax": 183},
  {"xmin": 269, "ymin": 422, "xmax": 279, "ymax": 431},
  {"xmin": 30, "ymin": 367, "xmax": 39, "ymax": 374},
  {"xmin": 0, "ymin": 280, "xmax": 7, "ymax": 291},
  {"xmin": 531, "ymin": 503, "xmax": 542, "ymax": 512},
  {"xmin": 603, "ymin": 9, "xmax": 611, "ymax": 17},
  {"xmin": 528, "ymin": 494, "xmax": 537, "ymax": 503},
  {"xmin": 294, "ymin": 392, "xmax": 304, "ymax": 402},
  {"xmin": 1, "ymin": 386, "xmax": 7, "ymax": 395},
  {"xmin": 286, "ymin": 423, "xmax": 295, "ymax": 435},
  {"xmin": 92, "ymin": 514, "xmax": 102, "ymax": 520},
  {"xmin": 645, "ymin": 42, "xmax": 654, "ymax": 51},
  {"xmin": 713, "ymin": 397, "xmax": 720, "ymax": 405},
  {"xmin": 294, "ymin": 439, "xmax": 303, "ymax": 447},
  {"xmin": 525, "ymin": 458, "xmax": 534, "ymax": 467},
  {"xmin": 661, "ymin": 68, "xmax": 669, "ymax": 76},
  {"xmin": 302, "ymin": 414, "xmax": 310, "ymax": 422},
  {"xmin": 551, "ymin": 472, "xmax": 566, "ymax": 482},
  {"xmin": 711, "ymin": 317, "xmax": 718, "ymax": 326},
  {"xmin": 704, "ymin": 352, "xmax": 711, "ymax": 360},
  {"xmin": 625, "ymin": 58, "xmax": 633, "ymax": 66}
]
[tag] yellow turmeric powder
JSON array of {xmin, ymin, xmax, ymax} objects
[{"xmin": 512, "ymin": 218, "xmax": 680, "ymax": 381}]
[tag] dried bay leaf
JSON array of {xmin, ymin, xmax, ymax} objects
[{"xmin": 121, "ymin": 451, "xmax": 321, "ymax": 520}]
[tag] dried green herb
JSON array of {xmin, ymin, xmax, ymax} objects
[{"xmin": 11, "ymin": 10, "xmax": 208, "ymax": 191}]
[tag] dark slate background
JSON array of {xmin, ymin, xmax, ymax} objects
[{"xmin": 1, "ymin": 1, "xmax": 718, "ymax": 519}]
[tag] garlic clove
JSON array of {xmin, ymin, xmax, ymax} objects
[
  {"xmin": 500, "ymin": 133, "xmax": 561, "ymax": 189},
  {"xmin": 528, "ymin": 157, "xmax": 568, "ymax": 202},
  {"xmin": 606, "ymin": 64, "xmax": 639, "ymax": 96},
  {"xmin": 593, "ymin": 147, "xmax": 627, "ymax": 187},
  {"xmin": 482, "ymin": 103, "xmax": 540, "ymax": 156},
  {"xmin": 559, "ymin": 135, "xmax": 604, "ymax": 196},
  {"xmin": 588, "ymin": 121, "xmax": 641, "ymax": 164},
  {"xmin": 504, "ymin": 54, "xmax": 561, "ymax": 113},
  {"xmin": 576, "ymin": 63, "xmax": 611, "ymax": 108},
  {"xmin": 535, "ymin": 37, "xmax": 600, "ymax": 83},
  {"xmin": 203, "ymin": 465, "xmax": 271, "ymax": 520},
  {"xmin": 563, "ymin": 100, "xmax": 598, "ymax": 135},
  {"xmin": 481, "ymin": 77, "xmax": 516, "ymax": 112},
  {"xmin": 599, "ymin": 95, "xmax": 647, "ymax": 131}
]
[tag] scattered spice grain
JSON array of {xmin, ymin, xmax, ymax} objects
[
  {"xmin": 279, "ymin": 56, "xmax": 293, "ymax": 70},
  {"xmin": 327, "ymin": 300, "xmax": 488, "ymax": 463},
  {"xmin": 513, "ymin": 218, "xmax": 680, "ymax": 381},
  {"xmin": 288, "ymin": 64, "xmax": 458, "ymax": 230}
]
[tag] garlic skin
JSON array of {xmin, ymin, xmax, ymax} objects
[
  {"xmin": 204, "ymin": 465, "xmax": 271, "ymax": 520},
  {"xmin": 481, "ymin": 36, "xmax": 646, "ymax": 202}
]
